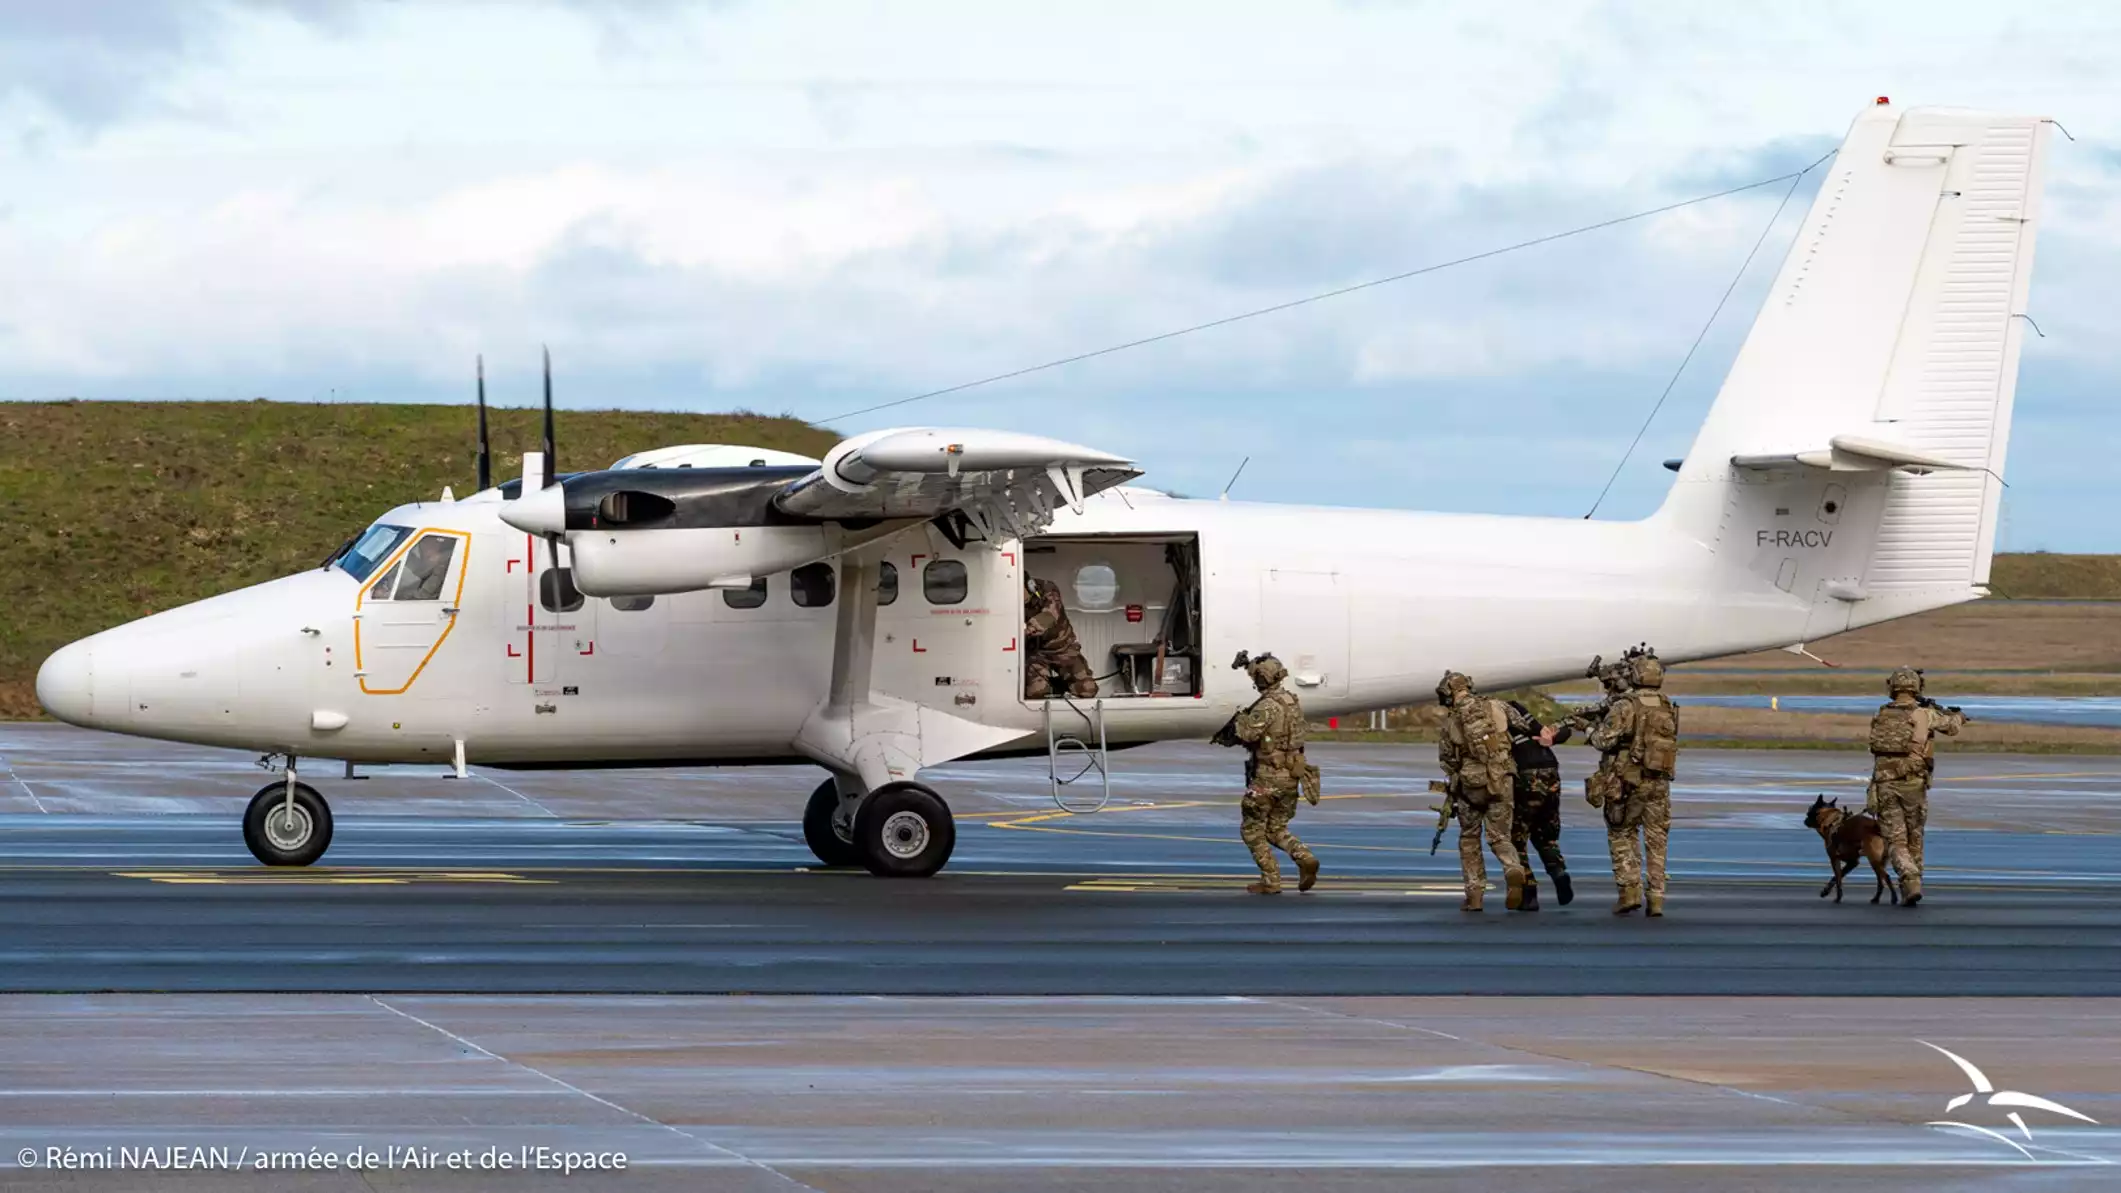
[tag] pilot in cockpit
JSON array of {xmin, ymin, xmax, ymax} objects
[{"xmin": 395, "ymin": 536, "xmax": 455, "ymax": 602}]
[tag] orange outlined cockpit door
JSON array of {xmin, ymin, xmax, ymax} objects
[{"xmin": 354, "ymin": 529, "xmax": 471, "ymax": 695}]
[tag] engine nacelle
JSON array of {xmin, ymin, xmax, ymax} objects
[{"xmin": 569, "ymin": 525, "xmax": 847, "ymax": 596}]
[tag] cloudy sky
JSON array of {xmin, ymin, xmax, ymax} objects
[{"xmin": 2, "ymin": 1, "xmax": 2115, "ymax": 546}]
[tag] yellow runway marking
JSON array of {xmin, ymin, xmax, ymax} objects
[{"xmin": 113, "ymin": 870, "xmax": 557, "ymax": 886}]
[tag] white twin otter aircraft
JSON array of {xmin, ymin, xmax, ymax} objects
[{"xmin": 37, "ymin": 102, "xmax": 2050, "ymax": 877}]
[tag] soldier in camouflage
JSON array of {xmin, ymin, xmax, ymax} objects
[
  {"xmin": 1505, "ymin": 700, "xmax": 1573, "ymax": 908},
  {"xmin": 1585, "ymin": 649, "xmax": 1681, "ymax": 916},
  {"xmin": 1215, "ymin": 653, "xmax": 1321, "ymax": 894},
  {"xmin": 1867, "ymin": 667, "xmax": 1967, "ymax": 906},
  {"xmin": 1023, "ymin": 576, "xmax": 1100, "ymax": 700},
  {"xmin": 1435, "ymin": 671, "xmax": 1535, "ymax": 912}
]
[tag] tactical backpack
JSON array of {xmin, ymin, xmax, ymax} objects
[
  {"xmin": 1629, "ymin": 692, "xmax": 1680, "ymax": 778},
  {"xmin": 1868, "ymin": 704, "xmax": 1928, "ymax": 757},
  {"xmin": 1450, "ymin": 699, "xmax": 1515, "ymax": 798}
]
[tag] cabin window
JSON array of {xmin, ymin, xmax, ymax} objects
[
  {"xmin": 923, "ymin": 559, "xmax": 968, "ymax": 605},
  {"xmin": 392, "ymin": 535, "xmax": 458, "ymax": 601},
  {"xmin": 611, "ymin": 594, "xmax": 655, "ymax": 612},
  {"xmin": 877, "ymin": 562, "xmax": 899, "ymax": 606},
  {"xmin": 539, "ymin": 568, "xmax": 585, "ymax": 613},
  {"xmin": 1072, "ymin": 562, "xmax": 1119, "ymax": 611},
  {"xmin": 722, "ymin": 577, "xmax": 768, "ymax": 609},
  {"xmin": 791, "ymin": 562, "xmax": 836, "ymax": 608},
  {"xmin": 366, "ymin": 562, "xmax": 401, "ymax": 602}
]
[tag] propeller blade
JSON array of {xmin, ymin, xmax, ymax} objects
[
  {"xmin": 474, "ymin": 354, "xmax": 492, "ymax": 492},
  {"xmin": 541, "ymin": 345, "xmax": 557, "ymax": 489}
]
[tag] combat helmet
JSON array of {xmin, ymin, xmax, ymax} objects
[
  {"xmin": 1887, "ymin": 666, "xmax": 1924, "ymax": 696},
  {"xmin": 1246, "ymin": 653, "xmax": 1288, "ymax": 691},
  {"xmin": 1629, "ymin": 650, "xmax": 1665, "ymax": 689},
  {"xmin": 1435, "ymin": 670, "xmax": 1474, "ymax": 705}
]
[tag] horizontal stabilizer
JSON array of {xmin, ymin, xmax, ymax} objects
[{"xmin": 1732, "ymin": 434, "xmax": 1975, "ymax": 475}]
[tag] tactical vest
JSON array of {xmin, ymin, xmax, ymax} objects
[
  {"xmin": 1869, "ymin": 703, "xmax": 1930, "ymax": 758},
  {"xmin": 1627, "ymin": 692, "xmax": 1680, "ymax": 779}
]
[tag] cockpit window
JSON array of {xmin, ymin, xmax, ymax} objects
[
  {"xmin": 367, "ymin": 562, "xmax": 401, "ymax": 602},
  {"xmin": 337, "ymin": 524, "xmax": 414, "ymax": 582}
]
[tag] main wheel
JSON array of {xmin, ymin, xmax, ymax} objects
[
  {"xmin": 243, "ymin": 781, "xmax": 334, "ymax": 867},
  {"xmin": 802, "ymin": 779, "xmax": 864, "ymax": 868},
  {"xmin": 853, "ymin": 782, "xmax": 955, "ymax": 878}
]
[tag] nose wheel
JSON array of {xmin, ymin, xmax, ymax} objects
[{"xmin": 243, "ymin": 781, "xmax": 334, "ymax": 867}]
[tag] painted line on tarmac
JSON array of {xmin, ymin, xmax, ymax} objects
[{"xmin": 111, "ymin": 870, "xmax": 558, "ymax": 886}]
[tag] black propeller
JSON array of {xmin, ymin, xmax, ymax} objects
[
  {"xmin": 474, "ymin": 354, "xmax": 492, "ymax": 492},
  {"xmin": 541, "ymin": 345, "xmax": 557, "ymax": 489}
]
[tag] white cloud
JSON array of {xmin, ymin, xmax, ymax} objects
[{"xmin": 1, "ymin": 0, "xmax": 2118, "ymax": 541}]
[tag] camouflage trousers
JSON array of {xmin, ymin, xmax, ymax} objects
[
  {"xmin": 1240, "ymin": 787, "xmax": 1313, "ymax": 891},
  {"xmin": 1457, "ymin": 787, "xmax": 1525, "ymax": 901},
  {"xmin": 1511, "ymin": 767, "xmax": 1568, "ymax": 888},
  {"xmin": 1604, "ymin": 778, "xmax": 1671, "ymax": 896},
  {"xmin": 1873, "ymin": 780, "xmax": 1929, "ymax": 884},
  {"xmin": 1025, "ymin": 649, "xmax": 1099, "ymax": 699}
]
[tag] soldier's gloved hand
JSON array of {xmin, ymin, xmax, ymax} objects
[{"xmin": 1304, "ymin": 789, "xmax": 1320, "ymax": 807}]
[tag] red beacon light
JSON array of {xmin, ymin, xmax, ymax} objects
[{"xmin": 1875, "ymin": 96, "xmax": 1891, "ymax": 106}]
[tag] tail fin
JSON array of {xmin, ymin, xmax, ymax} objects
[{"xmin": 1657, "ymin": 101, "xmax": 2050, "ymax": 635}]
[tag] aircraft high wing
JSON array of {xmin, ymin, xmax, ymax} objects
[{"xmin": 493, "ymin": 366, "xmax": 1139, "ymax": 596}]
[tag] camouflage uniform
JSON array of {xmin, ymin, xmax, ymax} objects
[
  {"xmin": 1023, "ymin": 577, "xmax": 1099, "ymax": 700},
  {"xmin": 1505, "ymin": 701, "xmax": 1572, "ymax": 908},
  {"xmin": 1224, "ymin": 656, "xmax": 1320, "ymax": 894},
  {"xmin": 1561, "ymin": 657, "xmax": 1634, "ymax": 813},
  {"xmin": 1585, "ymin": 652, "xmax": 1680, "ymax": 917},
  {"xmin": 1436, "ymin": 672, "xmax": 1532, "ymax": 912},
  {"xmin": 1867, "ymin": 667, "xmax": 1966, "ymax": 905}
]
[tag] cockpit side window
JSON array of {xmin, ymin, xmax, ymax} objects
[
  {"xmin": 393, "ymin": 535, "xmax": 458, "ymax": 601},
  {"xmin": 367, "ymin": 562, "xmax": 401, "ymax": 602},
  {"xmin": 338, "ymin": 524, "xmax": 415, "ymax": 582}
]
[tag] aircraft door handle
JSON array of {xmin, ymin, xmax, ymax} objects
[{"xmin": 442, "ymin": 607, "xmax": 460, "ymax": 615}]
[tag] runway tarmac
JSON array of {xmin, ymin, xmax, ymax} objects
[
  {"xmin": 1, "ymin": 724, "xmax": 2117, "ymax": 996},
  {"xmin": 2, "ymin": 725, "xmax": 2118, "ymax": 1190}
]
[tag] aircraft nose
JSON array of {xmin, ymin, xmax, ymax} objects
[{"xmin": 35, "ymin": 639, "xmax": 99, "ymax": 727}]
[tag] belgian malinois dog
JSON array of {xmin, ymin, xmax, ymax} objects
[{"xmin": 1804, "ymin": 795, "xmax": 1896, "ymax": 905}]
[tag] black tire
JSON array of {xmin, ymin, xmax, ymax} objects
[
  {"xmin": 802, "ymin": 779, "xmax": 864, "ymax": 868},
  {"xmin": 853, "ymin": 781, "xmax": 955, "ymax": 878},
  {"xmin": 242, "ymin": 781, "xmax": 334, "ymax": 867}
]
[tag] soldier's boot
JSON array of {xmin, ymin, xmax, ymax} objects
[
  {"xmin": 1246, "ymin": 881, "xmax": 1282, "ymax": 896},
  {"xmin": 1295, "ymin": 855, "xmax": 1320, "ymax": 893},
  {"xmin": 1552, "ymin": 868, "xmax": 1575, "ymax": 906},
  {"xmin": 1461, "ymin": 886, "xmax": 1484, "ymax": 913},
  {"xmin": 1503, "ymin": 866, "xmax": 1527, "ymax": 911},
  {"xmin": 1645, "ymin": 891, "xmax": 1665, "ymax": 918},
  {"xmin": 1901, "ymin": 875, "xmax": 1922, "ymax": 907},
  {"xmin": 1612, "ymin": 883, "xmax": 1642, "ymax": 916},
  {"xmin": 1518, "ymin": 881, "xmax": 1540, "ymax": 912}
]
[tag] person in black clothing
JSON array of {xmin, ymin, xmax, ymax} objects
[{"xmin": 1505, "ymin": 700, "xmax": 1574, "ymax": 909}]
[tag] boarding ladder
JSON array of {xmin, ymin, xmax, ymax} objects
[{"xmin": 1043, "ymin": 697, "xmax": 1112, "ymax": 813}]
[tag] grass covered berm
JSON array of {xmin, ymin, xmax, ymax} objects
[{"xmin": 0, "ymin": 399, "xmax": 836, "ymax": 717}]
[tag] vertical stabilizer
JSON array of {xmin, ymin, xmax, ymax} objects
[{"xmin": 1656, "ymin": 101, "xmax": 2049, "ymax": 632}]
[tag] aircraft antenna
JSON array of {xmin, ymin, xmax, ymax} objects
[
  {"xmin": 474, "ymin": 355, "xmax": 492, "ymax": 492},
  {"xmin": 540, "ymin": 346, "xmax": 557, "ymax": 488},
  {"xmin": 818, "ymin": 164, "xmax": 1831, "ymax": 425},
  {"xmin": 1218, "ymin": 456, "xmax": 1249, "ymax": 502},
  {"xmin": 1581, "ymin": 150, "xmax": 1831, "ymax": 519}
]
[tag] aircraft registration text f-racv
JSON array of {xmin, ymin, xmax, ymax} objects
[{"xmin": 35, "ymin": 102, "xmax": 2051, "ymax": 877}]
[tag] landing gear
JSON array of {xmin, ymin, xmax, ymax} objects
[
  {"xmin": 242, "ymin": 781, "xmax": 333, "ymax": 866},
  {"xmin": 853, "ymin": 781, "xmax": 956, "ymax": 878},
  {"xmin": 801, "ymin": 779, "xmax": 864, "ymax": 868}
]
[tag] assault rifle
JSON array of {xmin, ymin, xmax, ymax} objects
[
  {"xmin": 1427, "ymin": 779, "xmax": 1456, "ymax": 854},
  {"xmin": 1916, "ymin": 694, "xmax": 1970, "ymax": 722}
]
